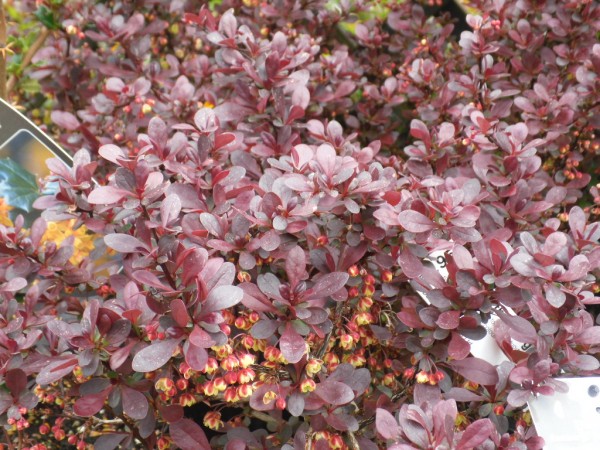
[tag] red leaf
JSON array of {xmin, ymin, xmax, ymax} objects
[
  {"xmin": 457, "ymin": 419, "xmax": 495, "ymax": 449},
  {"xmin": 398, "ymin": 210, "xmax": 435, "ymax": 233},
  {"xmin": 5, "ymin": 369, "xmax": 26, "ymax": 397},
  {"xmin": 449, "ymin": 357, "xmax": 499, "ymax": 385},
  {"xmin": 279, "ymin": 323, "xmax": 306, "ymax": 363},
  {"xmin": 158, "ymin": 404, "xmax": 184, "ymax": 423},
  {"xmin": 448, "ymin": 332, "xmax": 471, "ymax": 360},
  {"xmin": 170, "ymin": 419, "xmax": 211, "ymax": 450},
  {"xmin": 74, "ymin": 389, "xmax": 110, "ymax": 417},
  {"xmin": 170, "ymin": 299, "xmax": 191, "ymax": 328},
  {"xmin": 36, "ymin": 357, "xmax": 78, "ymax": 385},
  {"xmin": 131, "ymin": 339, "xmax": 181, "ymax": 372}
]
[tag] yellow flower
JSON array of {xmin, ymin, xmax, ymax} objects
[
  {"xmin": 42, "ymin": 219, "xmax": 96, "ymax": 265},
  {"xmin": 0, "ymin": 197, "xmax": 13, "ymax": 227}
]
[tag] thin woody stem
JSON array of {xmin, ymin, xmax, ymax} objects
[
  {"xmin": 7, "ymin": 28, "xmax": 51, "ymax": 94},
  {"xmin": 0, "ymin": 0, "xmax": 7, "ymax": 99}
]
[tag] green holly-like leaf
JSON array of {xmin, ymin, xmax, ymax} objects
[
  {"xmin": 34, "ymin": 6, "xmax": 61, "ymax": 30},
  {"xmin": 0, "ymin": 158, "xmax": 40, "ymax": 214}
]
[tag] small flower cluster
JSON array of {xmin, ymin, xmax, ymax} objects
[{"xmin": 1, "ymin": 0, "xmax": 599, "ymax": 448}]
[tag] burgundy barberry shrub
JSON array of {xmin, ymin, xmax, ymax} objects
[{"xmin": 1, "ymin": 0, "xmax": 599, "ymax": 448}]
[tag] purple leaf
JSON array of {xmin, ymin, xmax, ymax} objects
[
  {"xmin": 251, "ymin": 320, "xmax": 279, "ymax": 339},
  {"xmin": 104, "ymin": 234, "xmax": 149, "ymax": 253},
  {"xmin": 560, "ymin": 255, "xmax": 590, "ymax": 281},
  {"xmin": 279, "ymin": 323, "xmax": 306, "ymax": 363},
  {"xmin": 184, "ymin": 342, "xmax": 209, "ymax": 371},
  {"xmin": 94, "ymin": 434, "xmax": 128, "ymax": 450},
  {"xmin": 457, "ymin": 419, "xmax": 495, "ymax": 449},
  {"xmin": 0, "ymin": 391, "xmax": 12, "ymax": 415},
  {"xmin": 121, "ymin": 386, "xmax": 148, "ymax": 420},
  {"xmin": 376, "ymin": 408, "xmax": 401, "ymax": 440},
  {"xmin": 449, "ymin": 358, "xmax": 499, "ymax": 385},
  {"xmin": 436, "ymin": 310, "xmax": 460, "ymax": 330},
  {"xmin": 132, "ymin": 270, "xmax": 172, "ymax": 291},
  {"xmin": 170, "ymin": 419, "xmax": 211, "ymax": 450},
  {"xmin": 305, "ymin": 272, "xmax": 349, "ymax": 299},
  {"xmin": 398, "ymin": 210, "xmax": 435, "ymax": 233},
  {"xmin": 315, "ymin": 380, "xmax": 354, "ymax": 406},
  {"xmin": 496, "ymin": 311, "xmax": 537, "ymax": 343},
  {"xmin": 131, "ymin": 339, "xmax": 181, "ymax": 372},
  {"xmin": 202, "ymin": 285, "xmax": 243, "ymax": 315}
]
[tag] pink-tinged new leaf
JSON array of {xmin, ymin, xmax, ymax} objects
[
  {"xmin": 376, "ymin": 408, "xmax": 401, "ymax": 440},
  {"xmin": 88, "ymin": 186, "xmax": 130, "ymax": 204},
  {"xmin": 449, "ymin": 358, "xmax": 499, "ymax": 385},
  {"xmin": 161, "ymin": 194, "xmax": 182, "ymax": 228},
  {"xmin": 121, "ymin": 386, "xmax": 149, "ymax": 420},
  {"xmin": 574, "ymin": 326, "xmax": 600, "ymax": 345},
  {"xmin": 398, "ymin": 210, "xmax": 435, "ymax": 233},
  {"xmin": 104, "ymin": 234, "xmax": 149, "ymax": 253},
  {"xmin": 457, "ymin": 419, "xmax": 496, "ymax": 449},
  {"xmin": 410, "ymin": 119, "xmax": 431, "ymax": 147},
  {"xmin": 280, "ymin": 323, "xmax": 306, "ymax": 363},
  {"xmin": 170, "ymin": 419, "xmax": 211, "ymax": 450},
  {"xmin": 560, "ymin": 255, "xmax": 590, "ymax": 281},
  {"xmin": 51, "ymin": 111, "xmax": 80, "ymax": 130},
  {"xmin": 131, "ymin": 339, "xmax": 181, "ymax": 372},
  {"xmin": 286, "ymin": 246, "xmax": 306, "ymax": 288}
]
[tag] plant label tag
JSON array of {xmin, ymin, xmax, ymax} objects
[
  {"xmin": 417, "ymin": 247, "xmax": 524, "ymax": 366},
  {"xmin": 0, "ymin": 98, "xmax": 73, "ymax": 225},
  {"xmin": 528, "ymin": 377, "xmax": 600, "ymax": 450}
]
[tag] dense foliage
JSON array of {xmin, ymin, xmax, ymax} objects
[{"xmin": 1, "ymin": 0, "xmax": 600, "ymax": 448}]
